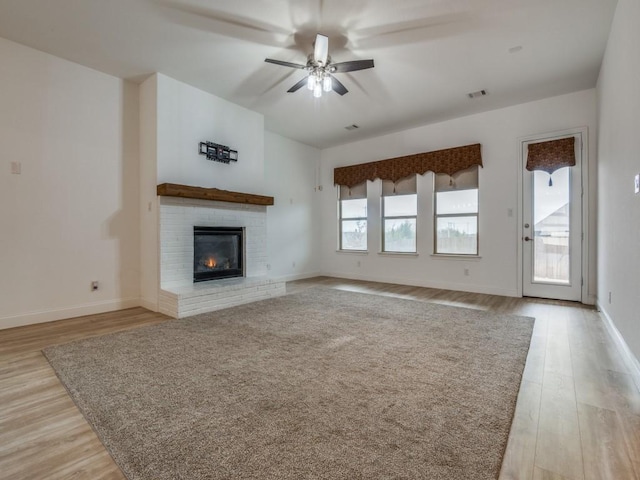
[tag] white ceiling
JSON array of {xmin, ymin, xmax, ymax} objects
[{"xmin": 0, "ymin": 0, "xmax": 617, "ymax": 148}]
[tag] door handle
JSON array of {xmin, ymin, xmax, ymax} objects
[{"xmin": 524, "ymin": 236, "xmax": 533, "ymax": 242}]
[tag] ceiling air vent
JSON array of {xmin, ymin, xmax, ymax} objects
[
  {"xmin": 468, "ymin": 89, "xmax": 487, "ymax": 99},
  {"xmin": 344, "ymin": 124, "xmax": 359, "ymax": 131}
]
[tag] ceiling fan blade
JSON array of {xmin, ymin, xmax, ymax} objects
[
  {"xmin": 265, "ymin": 58, "xmax": 307, "ymax": 69},
  {"xmin": 314, "ymin": 33, "xmax": 329, "ymax": 65},
  {"xmin": 331, "ymin": 77, "xmax": 348, "ymax": 96},
  {"xmin": 351, "ymin": 12, "xmax": 471, "ymax": 49},
  {"xmin": 157, "ymin": 1, "xmax": 289, "ymax": 47},
  {"xmin": 331, "ymin": 59, "xmax": 375, "ymax": 73},
  {"xmin": 287, "ymin": 77, "xmax": 309, "ymax": 93}
]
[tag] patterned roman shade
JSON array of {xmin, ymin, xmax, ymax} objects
[
  {"xmin": 526, "ymin": 137, "xmax": 575, "ymax": 174},
  {"xmin": 339, "ymin": 181, "xmax": 367, "ymax": 199},
  {"xmin": 333, "ymin": 144, "xmax": 483, "ymax": 188},
  {"xmin": 382, "ymin": 175, "xmax": 417, "ymax": 196},
  {"xmin": 435, "ymin": 165, "xmax": 479, "ymax": 192}
]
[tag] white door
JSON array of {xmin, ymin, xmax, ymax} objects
[{"xmin": 522, "ymin": 132, "xmax": 583, "ymax": 301}]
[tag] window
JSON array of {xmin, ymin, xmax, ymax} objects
[
  {"xmin": 339, "ymin": 183, "xmax": 367, "ymax": 250},
  {"xmin": 434, "ymin": 166, "xmax": 479, "ymax": 255},
  {"xmin": 382, "ymin": 176, "xmax": 417, "ymax": 253}
]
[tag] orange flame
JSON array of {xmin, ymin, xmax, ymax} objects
[{"xmin": 205, "ymin": 258, "xmax": 216, "ymax": 268}]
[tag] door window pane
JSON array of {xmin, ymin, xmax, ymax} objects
[{"xmin": 533, "ymin": 168, "xmax": 570, "ymax": 284}]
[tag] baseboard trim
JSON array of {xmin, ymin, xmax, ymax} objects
[
  {"xmin": 0, "ymin": 297, "xmax": 141, "ymax": 331},
  {"xmin": 274, "ymin": 271, "xmax": 322, "ymax": 283},
  {"xmin": 321, "ymin": 271, "xmax": 519, "ymax": 298},
  {"xmin": 597, "ymin": 301, "xmax": 640, "ymax": 393},
  {"xmin": 140, "ymin": 298, "xmax": 159, "ymax": 312}
]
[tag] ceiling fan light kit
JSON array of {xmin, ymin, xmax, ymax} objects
[
  {"xmin": 307, "ymin": 64, "xmax": 334, "ymax": 98},
  {"xmin": 265, "ymin": 33, "xmax": 374, "ymax": 98}
]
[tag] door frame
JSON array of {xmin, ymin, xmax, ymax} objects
[{"xmin": 516, "ymin": 126, "xmax": 590, "ymax": 303}]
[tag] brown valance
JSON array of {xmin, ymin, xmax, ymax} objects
[
  {"xmin": 333, "ymin": 143, "xmax": 483, "ymax": 188},
  {"xmin": 526, "ymin": 137, "xmax": 575, "ymax": 175}
]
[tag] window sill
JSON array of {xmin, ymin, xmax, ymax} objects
[
  {"xmin": 378, "ymin": 251, "xmax": 419, "ymax": 257},
  {"xmin": 430, "ymin": 254, "xmax": 482, "ymax": 260},
  {"xmin": 335, "ymin": 250, "xmax": 369, "ymax": 255}
]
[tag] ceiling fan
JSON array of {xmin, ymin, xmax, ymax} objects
[{"xmin": 265, "ymin": 33, "xmax": 374, "ymax": 98}]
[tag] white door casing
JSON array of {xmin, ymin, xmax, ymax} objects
[{"xmin": 521, "ymin": 130, "xmax": 584, "ymax": 301}]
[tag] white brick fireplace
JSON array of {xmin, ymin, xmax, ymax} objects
[{"xmin": 157, "ymin": 196, "xmax": 285, "ymax": 318}]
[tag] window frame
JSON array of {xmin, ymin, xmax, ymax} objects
[
  {"xmin": 433, "ymin": 181, "xmax": 479, "ymax": 256},
  {"xmin": 381, "ymin": 193, "xmax": 418, "ymax": 253}
]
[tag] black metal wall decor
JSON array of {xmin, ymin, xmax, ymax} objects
[{"xmin": 199, "ymin": 142, "xmax": 238, "ymax": 164}]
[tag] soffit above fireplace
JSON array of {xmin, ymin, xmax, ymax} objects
[{"xmin": 157, "ymin": 183, "xmax": 274, "ymax": 206}]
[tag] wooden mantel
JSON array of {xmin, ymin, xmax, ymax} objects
[{"xmin": 157, "ymin": 183, "xmax": 274, "ymax": 206}]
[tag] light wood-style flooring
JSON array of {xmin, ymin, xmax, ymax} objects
[{"xmin": 1, "ymin": 276, "xmax": 638, "ymax": 479}]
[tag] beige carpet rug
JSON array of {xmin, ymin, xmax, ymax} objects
[{"xmin": 44, "ymin": 288, "xmax": 534, "ymax": 480}]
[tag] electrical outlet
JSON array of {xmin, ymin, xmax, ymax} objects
[
  {"xmin": 91, "ymin": 281, "xmax": 99, "ymax": 291},
  {"xmin": 10, "ymin": 161, "xmax": 21, "ymax": 174},
  {"xmin": 266, "ymin": 263, "xmax": 271, "ymax": 271},
  {"xmin": 292, "ymin": 261, "xmax": 296, "ymax": 268},
  {"xmin": 608, "ymin": 291, "xmax": 612, "ymax": 304},
  {"xmin": 356, "ymin": 260, "xmax": 361, "ymax": 267},
  {"xmin": 464, "ymin": 268, "xmax": 470, "ymax": 276}
]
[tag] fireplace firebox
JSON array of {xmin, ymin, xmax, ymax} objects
[{"xmin": 193, "ymin": 226, "xmax": 244, "ymax": 282}]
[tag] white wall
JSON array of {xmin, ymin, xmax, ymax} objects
[
  {"xmin": 319, "ymin": 89, "xmax": 597, "ymax": 298},
  {"xmin": 265, "ymin": 131, "xmax": 321, "ymax": 281},
  {"xmin": 139, "ymin": 74, "xmax": 159, "ymax": 310},
  {"xmin": 139, "ymin": 73, "xmax": 266, "ymax": 310},
  {"xmin": 156, "ymin": 73, "xmax": 265, "ymax": 195},
  {"xmin": 0, "ymin": 37, "xmax": 140, "ymax": 329},
  {"xmin": 0, "ymin": 33, "xmax": 609, "ymax": 329},
  {"xmin": 139, "ymin": 74, "xmax": 321, "ymax": 308},
  {"xmin": 596, "ymin": 0, "xmax": 640, "ymax": 362}
]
